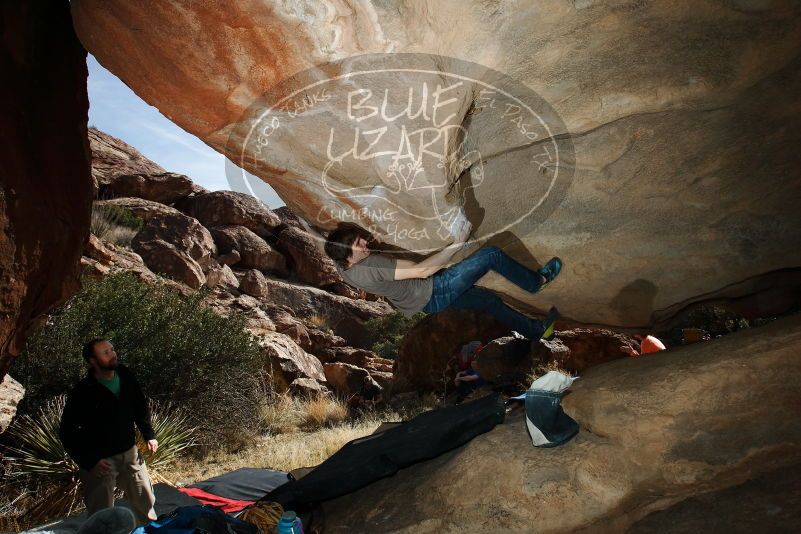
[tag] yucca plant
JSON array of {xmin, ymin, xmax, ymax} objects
[
  {"xmin": 6, "ymin": 396, "xmax": 197, "ymax": 479},
  {"xmin": 4, "ymin": 395, "xmax": 196, "ymax": 528},
  {"xmin": 135, "ymin": 399, "xmax": 197, "ymax": 473},
  {"xmin": 3, "ymin": 396, "xmax": 82, "ymax": 527},
  {"xmin": 4, "ymin": 395, "xmax": 78, "ymax": 480}
]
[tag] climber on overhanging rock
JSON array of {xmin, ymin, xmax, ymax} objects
[{"xmin": 324, "ymin": 221, "xmax": 562, "ymax": 342}]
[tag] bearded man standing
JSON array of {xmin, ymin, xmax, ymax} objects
[{"xmin": 59, "ymin": 338, "xmax": 158, "ymax": 525}]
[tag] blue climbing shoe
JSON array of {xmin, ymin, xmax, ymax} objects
[
  {"xmin": 538, "ymin": 257, "xmax": 562, "ymax": 289},
  {"xmin": 540, "ymin": 306, "xmax": 559, "ymax": 341}
]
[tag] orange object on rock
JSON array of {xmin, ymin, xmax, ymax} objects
[{"xmin": 640, "ymin": 335, "xmax": 666, "ymax": 354}]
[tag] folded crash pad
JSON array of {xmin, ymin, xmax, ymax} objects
[{"xmin": 260, "ymin": 393, "xmax": 506, "ymax": 510}]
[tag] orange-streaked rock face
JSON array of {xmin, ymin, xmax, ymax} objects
[
  {"xmin": 71, "ymin": 0, "xmax": 801, "ymax": 328},
  {"xmin": 1, "ymin": 2, "xmax": 93, "ymax": 380}
]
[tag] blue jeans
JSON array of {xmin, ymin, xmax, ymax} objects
[{"xmin": 422, "ymin": 246, "xmax": 547, "ymax": 340}]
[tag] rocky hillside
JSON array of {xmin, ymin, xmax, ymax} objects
[
  {"xmin": 85, "ymin": 127, "xmax": 397, "ymax": 399},
  {"xmin": 83, "ymin": 127, "xmax": 637, "ymax": 401}
]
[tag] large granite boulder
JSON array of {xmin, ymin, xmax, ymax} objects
[
  {"xmin": 275, "ymin": 225, "xmax": 341, "ymax": 287},
  {"xmin": 131, "ymin": 212, "xmax": 216, "ymax": 289},
  {"xmin": 323, "ymin": 362, "xmax": 380, "ymax": 398},
  {"xmin": 89, "ymin": 127, "xmax": 165, "ymax": 188},
  {"xmin": 247, "ymin": 274, "xmax": 395, "ymax": 347},
  {"xmin": 79, "ymin": 234, "xmax": 191, "ymax": 296},
  {"xmin": 210, "ymin": 225, "xmax": 288, "ymax": 274},
  {"xmin": 431, "ymin": 328, "xmax": 632, "ymax": 387},
  {"xmin": 262, "ymin": 303, "xmax": 312, "ymax": 350},
  {"xmin": 274, "ymin": 206, "xmax": 308, "ymax": 232},
  {"xmin": 322, "ymin": 312, "xmax": 801, "ymax": 532},
  {"xmin": 95, "ymin": 197, "xmax": 180, "ymax": 222},
  {"xmin": 395, "ymin": 308, "xmax": 514, "ymax": 390},
  {"xmin": 238, "ymin": 268, "xmax": 270, "ymax": 298},
  {"xmin": 202, "ymin": 290, "xmax": 276, "ymax": 337},
  {"xmin": 550, "ymin": 328, "xmax": 638, "ymax": 372},
  {"xmin": 96, "ymin": 172, "xmax": 194, "ymax": 205},
  {"xmin": 84, "ymin": 234, "xmax": 116, "ymax": 264},
  {"xmin": 177, "ymin": 190, "xmax": 281, "ymax": 238},
  {"xmin": 259, "ymin": 332, "xmax": 326, "ymax": 392},
  {"xmin": 627, "ymin": 461, "xmax": 801, "ymax": 533},
  {"xmin": 72, "ymin": 0, "xmax": 801, "ymax": 330},
  {"xmin": 131, "ymin": 239, "xmax": 206, "ymax": 289},
  {"xmin": 203, "ymin": 260, "xmax": 239, "ymax": 290},
  {"xmin": 1, "ymin": 1, "xmax": 92, "ymax": 380},
  {"xmin": 305, "ymin": 327, "xmax": 348, "ymax": 356}
]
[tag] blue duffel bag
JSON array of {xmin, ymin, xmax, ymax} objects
[{"xmin": 132, "ymin": 505, "xmax": 258, "ymax": 534}]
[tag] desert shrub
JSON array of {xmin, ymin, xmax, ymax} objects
[
  {"xmin": 4, "ymin": 396, "xmax": 78, "ymax": 482},
  {"xmin": 105, "ymin": 225, "xmax": 139, "ymax": 247},
  {"xmin": 2, "ymin": 395, "xmax": 195, "ymax": 529},
  {"xmin": 363, "ymin": 311, "xmax": 426, "ymax": 359},
  {"xmin": 90, "ymin": 203, "xmax": 142, "ymax": 246},
  {"xmin": 13, "ymin": 271, "xmax": 263, "ymax": 446}
]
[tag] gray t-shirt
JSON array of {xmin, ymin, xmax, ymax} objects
[{"xmin": 336, "ymin": 254, "xmax": 433, "ymax": 318}]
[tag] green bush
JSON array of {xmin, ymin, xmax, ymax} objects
[
  {"xmin": 102, "ymin": 204, "xmax": 144, "ymax": 231},
  {"xmin": 13, "ymin": 271, "xmax": 264, "ymax": 446},
  {"xmin": 363, "ymin": 311, "xmax": 426, "ymax": 359},
  {"xmin": 90, "ymin": 204, "xmax": 142, "ymax": 247}
]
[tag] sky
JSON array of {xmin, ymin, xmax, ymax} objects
[{"xmin": 87, "ymin": 54, "xmax": 285, "ymax": 208}]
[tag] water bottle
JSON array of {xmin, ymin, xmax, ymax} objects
[{"xmin": 276, "ymin": 511, "xmax": 305, "ymax": 534}]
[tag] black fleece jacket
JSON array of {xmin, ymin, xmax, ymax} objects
[{"xmin": 59, "ymin": 364, "xmax": 155, "ymax": 471}]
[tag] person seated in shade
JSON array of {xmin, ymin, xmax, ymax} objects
[
  {"xmin": 454, "ymin": 356, "xmax": 486, "ymax": 404},
  {"xmin": 324, "ymin": 222, "xmax": 562, "ymax": 342}
]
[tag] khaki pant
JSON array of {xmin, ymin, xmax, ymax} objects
[{"xmin": 78, "ymin": 445, "xmax": 156, "ymax": 525}]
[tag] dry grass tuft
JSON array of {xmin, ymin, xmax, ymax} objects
[
  {"xmin": 301, "ymin": 395, "xmax": 348, "ymax": 428},
  {"xmin": 258, "ymin": 393, "xmax": 350, "ymax": 435},
  {"xmin": 526, "ymin": 360, "xmax": 574, "ymax": 387},
  {"xmin": 162, "ymin": 395, "xmax": 441, "ymax": 486},
  {"xmin": 103, "ymin": 225, "xmax": 138, "ymax": 247},
  {"xmin": 258, "ymin": 393, "xmax": 303, "ymax": 435},
  {"xmin": 90, "ymin": 204, "xmax": 141, "ymax": 247},
  {"xmin": 162, "ymin": 414, "xmax": 386, "ymax": 483},
  {"xmin": 306, "ymin": 314, "xmax": 333, "ymax": 333}
]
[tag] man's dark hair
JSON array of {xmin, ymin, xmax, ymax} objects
[
  {"xmin": 82, "ymin": 338, "xmax": 107, "ymax": 362},
  {"xmin": 324, "ymin": 223, "xmax": 373, "ymax": 268}
]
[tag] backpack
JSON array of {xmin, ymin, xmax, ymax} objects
[{"xmin": 132, "ymin": 505, "xmax": 259, "ymax": 534}]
